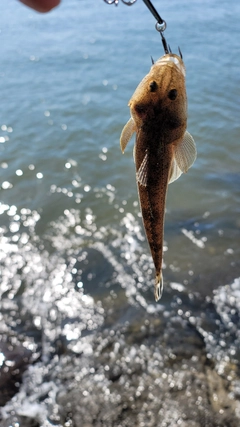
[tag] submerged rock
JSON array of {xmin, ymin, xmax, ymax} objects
[{"xmin": 0, "ymin": 338, "xmax": 33, "ymax": 407}]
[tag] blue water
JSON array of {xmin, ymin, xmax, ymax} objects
[{"xmin": 1, "ymin": 0, "xmax": 240, "ymax": 425}]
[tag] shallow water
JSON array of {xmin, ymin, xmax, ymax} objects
[{"xmin": 0, "ymin": 0, "xmax": 240, "ymax": 426}]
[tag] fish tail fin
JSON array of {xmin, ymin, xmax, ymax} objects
[{"xmin": 154, "ymin": 271, "xmax": 163, "ymax": 302}]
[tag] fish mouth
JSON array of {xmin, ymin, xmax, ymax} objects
[{"xmin": 155, "ymin": 54, "xmax": 186, "ymax": 77}]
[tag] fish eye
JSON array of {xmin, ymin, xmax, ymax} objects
[
  {"xmin": 149, "ymin": 81, "xmax": 158, "ymax": 92},
  {"xmin": 168, "ymin": 89, "xmax": 178, "ymax": 100}
]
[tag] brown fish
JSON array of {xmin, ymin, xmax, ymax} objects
[{"xmin": 120, "ymin": 53, "xmax": 196, "ymax": 301}]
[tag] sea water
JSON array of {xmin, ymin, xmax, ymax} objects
[{"xmin": 0, "ymin": 1, "xmax": 240, "ymax": 425}]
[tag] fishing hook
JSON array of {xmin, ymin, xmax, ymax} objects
[{"xmin": 103, "ymin": 0, "xmax": 170, "ymax": 54}]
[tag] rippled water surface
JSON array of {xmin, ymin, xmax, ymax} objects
[{"xmin": 1, "ymin": 1, "xmax": 240, "ymax": 426}]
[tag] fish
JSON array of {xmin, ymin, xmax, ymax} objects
[{"xmin": 120, "ymin": 53, "xmax": 197, "ymax": 301}]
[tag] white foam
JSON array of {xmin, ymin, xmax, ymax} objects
[{"xmin": 181, "ymin": 228, "xmax": 205, "ymax": 249}]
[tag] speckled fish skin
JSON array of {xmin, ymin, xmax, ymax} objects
[{"xmin": 120, "ymin": 53, "xmax": 196, "ymax": 301}]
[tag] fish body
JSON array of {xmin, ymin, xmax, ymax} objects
[{"xmin": 120, "ymin": 53, "xmax": 196, "ymax": 301}]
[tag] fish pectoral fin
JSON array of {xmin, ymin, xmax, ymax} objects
[
  {"xmin": 168, "ymin": 157, "xmax": 183, "ymax": 184},
  {"xmin": 136, "ymin": 152, "xmax": 148, "ymax": 187},
  {"xmin": 174, "ymin": 130, "xmax": 197, "ymax": 174},
  {"xmin": 120, "ymin": 117, "xmax": 136, "ymax": 153}
]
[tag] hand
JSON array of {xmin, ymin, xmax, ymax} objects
[{"xmin": 19, "ymin": 0, "xmax": 60, "ymax": 12}]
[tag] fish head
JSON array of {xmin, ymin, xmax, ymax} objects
[{"xmin": 129, "ymin": 54, "xmax": 187, "ymax": 138}]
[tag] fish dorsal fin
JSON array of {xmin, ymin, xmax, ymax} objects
[
  {"xmin": 136, "ymin": 152, "xmax": 148, "ymax": 187},
  {"xmin": 174, "ymin": 130, "xmax": 197, "ymax": 174},
  {"xmin": 120, "ymin": 117, "xmax": 136, "ymax": 153}
]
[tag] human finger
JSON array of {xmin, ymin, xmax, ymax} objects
[{"xmin": 19, "ymin": 0, "xmax": 60, "ymax": 13}]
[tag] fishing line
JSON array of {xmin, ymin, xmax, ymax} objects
[
  {"xmin": 141, "ymin": 0, "xmax": 169, "ymax": 54},
  {"xmin": 103, "ymin": 0, "xmax": 169, "ymax": 54}
]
